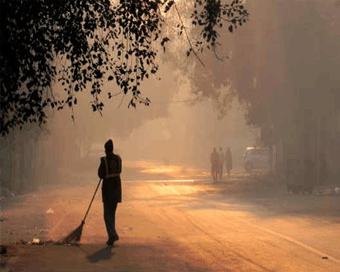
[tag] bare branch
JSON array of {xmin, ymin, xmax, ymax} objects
[{"xmin": 174, "ymin": 3, "xmax": 205, "ymax": 67}]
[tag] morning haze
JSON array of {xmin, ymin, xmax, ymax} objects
[{"xmin": 1, "ymin": 1, "xmax": 340, "ymax": 271}]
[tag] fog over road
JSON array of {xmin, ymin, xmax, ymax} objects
[{"xmin": 1, "ymin": 166, "xmax": 340, "ymax": 271}]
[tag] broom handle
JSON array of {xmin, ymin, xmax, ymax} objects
[{"xmin": 82, "ymin": 179, "xmax": 102, "ymax": 223}]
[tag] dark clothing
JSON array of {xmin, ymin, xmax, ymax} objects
[
  {"xmin": 103, "ymin": 201, "xmax": 119, "ymax": 240},
  {"xmin": 218, "ymin": 151, "xmax": 224, "ymax": 181},
  {"xmin": 98, "ymin": 151, "xmax": 122, "ymax": 242},
  {"xmin": 210, "ymin": 150, "xmax": 219, "ymax": 182},
  {"xmin": 98, "ymin": 152, "xmax": 122, "ymax": 203},
  {"xmin": 225, "ymin": 149, "xmax": 232, "ymax": 176}
]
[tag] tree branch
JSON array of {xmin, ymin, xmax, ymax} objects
[{"xmin": 174, "ymin": 3, "xmax": 205, "ymax": 67}]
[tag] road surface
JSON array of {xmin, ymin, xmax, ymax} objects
[{"xmin": 1, "ymin": 165, "xmax": 340, "ymax": 271}]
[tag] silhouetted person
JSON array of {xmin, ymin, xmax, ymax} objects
[
  {"xmin": 225, "ymin": 147, "xmax": 232, "ymax": 177},
  {"xmin": 210, "ymin": 147, "xmax": 219, "ymax": 183},
  {"xmin": 98, "ymin": 139, "xmax": 122, "ymax": 246},
  {"xmin": 218, "ymin": 147, "xmax": 225, "ymax": 181}
]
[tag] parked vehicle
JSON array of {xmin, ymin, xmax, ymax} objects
[{"xmin": 244, "ymin": 147, "xmax": 269, "ymax": 172}]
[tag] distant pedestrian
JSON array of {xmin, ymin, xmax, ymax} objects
[
  {"xmin": 98, "ymin": 139, "xmax": 122, "ymax": 246},
  {"xmin": 225, "ymin": 147, "xmax": 232, "ymax": 177},
  {"xmin": 210, "ymin": 147, "xmax": 219, "ymax": 183},
  {"xmin": 218, "ymin": 147, "xmax": 225, "ymax": 181}
]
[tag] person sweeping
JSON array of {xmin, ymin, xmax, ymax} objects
[
  {"xmin": 61, "ymin": 139, "xmax": 122, "ymax": 245},
  {"xmin": 98, "ymin": 139, "xmax": 122, "ymax": 246}
]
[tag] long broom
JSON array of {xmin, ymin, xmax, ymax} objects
[{"xmin": 61, "ymin": 179, "xmax": 102, "ymax": 244}]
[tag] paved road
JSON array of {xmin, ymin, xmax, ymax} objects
[{"xmin": 1, "ymin": 169, "xmax": 340, "ymax": 271}]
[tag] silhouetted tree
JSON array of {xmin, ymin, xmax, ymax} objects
[
  {"xmin": 0, "ymin": 0, "xmax": 248, "ymax": 136},
  {"xmin": 186, "ymin": 0, "xmax": 277, "ymax": 127}
]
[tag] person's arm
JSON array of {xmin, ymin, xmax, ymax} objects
[
  {"xmin": 98, "ymin": 157, "xmax": 106, "ymax": 179},
  {"xmin": 117, "ymin": 155, "xmax": 122, "ymax": 174}
]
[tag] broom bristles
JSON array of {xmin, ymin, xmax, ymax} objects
[{"xmin": 61, "ymin": 221, "xmax": 85, "ymax": 244}]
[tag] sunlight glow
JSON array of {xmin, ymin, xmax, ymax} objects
[{"xmin": 141, "ymin": 165, "xmax": 181, "ymax": 174}]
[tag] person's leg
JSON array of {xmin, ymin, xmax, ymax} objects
[
  {"xmin": 112, "ymin": 201, "xmax": 118, "ymax": 240},
  {"xmin": 103, "ymin": 201, "xmax": 118, "ymax": 243},
  {"xmin": 212, "ymin": 166, "xmax": 215, "ymax": 182}
]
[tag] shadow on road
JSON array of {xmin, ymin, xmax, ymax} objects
[
  {"xmin": 1, "ymin": 240, "xmax": 211, "ymax": 272},
  {"xmin": 85, "ymin": 246, "xmax": 114, "ymax": 263}
]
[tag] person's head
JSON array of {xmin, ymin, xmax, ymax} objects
[
  {"xmin": 213, "ymin": 147, "xmax": 216, "ymax": 152},
  {"xmin": 220, "ymin": 147, "xmax": 222, "ymax": 151},
  {"xmin": 104, "ymin": 139, "xmax": 114, "ymax": 155}
]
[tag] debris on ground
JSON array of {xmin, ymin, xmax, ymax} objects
[
  {"xmin": 17, "ymin": 239, "xmax": 28, "ymax": 245},
  {"xmin": 17, "ymin": 239, "xmax": 63, "ymax": 246},
  {"xmin": 46, "ymin": 208, "xmax": 54, "ymax": 214},
  {"xmin": 32, "ymin": 238, "xmax": 40, "ymax": 244},
  {"xmin": 0, "ymin": 245, "xmax": 7, "ymax": 255}
]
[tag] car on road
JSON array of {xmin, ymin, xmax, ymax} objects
[{"xmin": 243, "ymin": 147, "xmax": 269, "ymax": 172}]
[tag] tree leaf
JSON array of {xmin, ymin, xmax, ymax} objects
[{"xmin": 229, "ymin": 25, "xmax": 233, "ymax": 33}]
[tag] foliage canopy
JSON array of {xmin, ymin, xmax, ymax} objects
[{"xmin": 0, "ymin": 0, "xmax": 248, "ymax": 136}]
